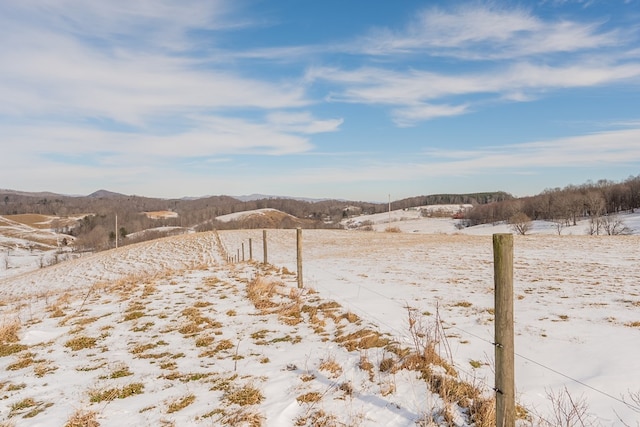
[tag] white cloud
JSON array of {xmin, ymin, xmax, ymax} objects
[
  {"xmin": 266, "ymin": 112, "xmax": 343, "ymax": 134},
  {"xmin": 354, "ymin": 4, "xmax": 620, "ymax": 59},
  {"xmin": 0, "ymin": 0, "xmax": 327, "ymax": 165},
  {"xmin": 308, "ymin": 60, "xmax": 640, "ymax": 125},
  {"xmin": 249, "ymin": 127, "xmax": 640, "ymax": 185},
  {"xmin": 392, "ymin": 103, "xmax": 470, "ymax": 126}
]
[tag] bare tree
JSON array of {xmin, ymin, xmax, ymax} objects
[
  {"xmin": 552, "ymin": 219, "xmax": 566, "ymax": 235},
  {"xmin": 601, "ymin": 214, "xmax": 632, "ymax": 235},
  {"xmin": 509, "ymin": 212, "xmax": 532, "ymax": 235},
  {"xmin": 587, "ymin": 216, "xmax": 602, "ymax": 235}
]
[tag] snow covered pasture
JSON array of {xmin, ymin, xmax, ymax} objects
[
  {"xmin": 0, "ymin": 224, "xmax": 639, "ymax": 426},
  {"xmin": 219, "ymin": 229, "xmax": 640, "ymax": 425}
]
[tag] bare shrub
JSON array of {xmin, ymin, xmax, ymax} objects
[{"xmin": 544, "ymin": 387, "xmax": 593, "ymax": 426}]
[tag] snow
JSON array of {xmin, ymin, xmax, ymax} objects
[
  {"xmin": 1, "ymin": 212, "xmax": 640, "ymax": 426},
  {"xmin": 216, "ymin": 208, "xmax": 281, "ymax": 223}
]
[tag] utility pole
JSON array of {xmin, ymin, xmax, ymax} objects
[
  {"xmin": 115, "ymin": 214, "xmax": 118, "ymax": 249},
  {"xmin": 388, "ymin": 194, "xmax": 391, "ymax": 229}
]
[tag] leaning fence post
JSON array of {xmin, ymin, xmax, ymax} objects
[
  {"xmin": 296, "ymin": 228, "xmax": 303, "ymax": 289},
  {"xmin": 263, "ymin": 230, "xmax": 268, "ymax": 265},
  {"xmin": 493, "ymin": 233, "xmax": 515, "ymax": 427}
]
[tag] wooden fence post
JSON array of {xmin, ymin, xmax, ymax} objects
[
  {"xmin": 296, "ymin": 228, "xmax": 303, "ymax": 289},
  {"xmin": 242, "ymin": 243, "xmax": 245, "ymax": 262},
  {"xmin": 493, "ymin": 233, "xmax": 515, "ymax": 427},
  {"xmin": 249, "ymin": 238, "xmax": 253, "ymax": 261},
  {"xmin": 263, "ymin": 230, "xmax": 268, "ymax": 265}
]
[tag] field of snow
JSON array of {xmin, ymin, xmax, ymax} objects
[{"xmin": 1, "ymin": 212, "xmax": 639, "ymax": 426}]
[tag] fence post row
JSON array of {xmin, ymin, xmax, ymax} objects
[
  {"xmin": 296, "ymin": 228, "xmax": 303, "ymax": 289},
  {"xmin": 493, "ymin": 233, "xmax": 515, "ymax": 427}
]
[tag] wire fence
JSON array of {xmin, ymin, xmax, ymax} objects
[{"xmin": 219, "ymin": 229, "xmax": 640, "ymax": 424}]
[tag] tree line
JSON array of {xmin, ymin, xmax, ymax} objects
[{"xmin": 465, "ymin": 175, "xmax": 640, "ymax": 234}]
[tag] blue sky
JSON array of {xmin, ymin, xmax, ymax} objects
[{"xmin": 1, "ymin": 0, "xmax": 639, "ymax": 202}]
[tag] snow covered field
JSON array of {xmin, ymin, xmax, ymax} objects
[{"xmin": 1, "ymin": 213, "xmax": 639, "ymax": 426}]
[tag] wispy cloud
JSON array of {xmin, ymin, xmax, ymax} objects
[
  {"xmin": 0, "ymin": 0, "xmax": 341, "ymax": 171},
  {"xmin": 1, "ymin": 1, "xmax": 639, "ymax": 198},
  {"xmin": 279, "ymin": 127, "xmax": 640, "ymax": 186},
  {"xmin": 308, "ymin": 59, "xmax": 640, "ymax": 126},
  {"xmin": 352, "ymin": 4, "xmax": 620, "ymax": 59},
  {"xmin": 296, "ymin": 3, "xmax": 639, "ymax": 126}
]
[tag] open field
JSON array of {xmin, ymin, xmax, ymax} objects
[
  {"xmin": 0, "ymin": 224, "xmax": 639, "ymax": 425},
  {"xmin": 218, "ymin": 229, "xmax": 640, "ymax": 424}
]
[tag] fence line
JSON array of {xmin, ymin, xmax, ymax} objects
[{"xmin": 219, "ymin": 230, "xmax": 640, "ymax": 420}]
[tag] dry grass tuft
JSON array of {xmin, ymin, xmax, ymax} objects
[
  {"xmin": 223, "ymin": 384, "xmax": 264, "ymax": 406},
  {"xmin": 334, "ymin": 328, "xmax": 391, "ymax": 351},
  {"xmin": 379, "ymin": 357, "xmax": 396, "ymax": 373},
  {"xmin": 340, "ymin": 311, "xmax": 360, "ymax": 323},
  {"xmin": 8, "ymin": 397, "xmax": 52, "ymax": 418},
  {"xmin": 64, "ymin": 409, "xmax": 100, "ymax": 427},
  {"xmin": 108, "ymin": 365, "xmax": 133, "ymax": 379},
  {"xmin": 166, "ymin": 394, "xmax": 196, "ymax": 413},
  {"xmin": 89, "ymin": 383, "xmax": 144, "ymax": 402},
  {"xmin": 0, "ymin": 319, "xmax": 20, "ymax": 343},
  {"xmin": 0, "ymin": 319, "xmax": 26, "ymax": 357},
  {"xmin": 7, "ymin": 353, "xmax": 36, "ymax": 371},
  {"xmin": 318, "ymin": 356, "xmax": 342, "ymax": 378},
  {"xmin": 295, "ymin": 409, "xmax": 338, "ymax": 427},
  {"xmin": 64, "ymin": 336, "xmax": 97, "ymax": 351},
  {"xmin": 277, "ymin": 302, "xmax": 303, "ymax": 326},
  {"xmin": 34, "ymin": 361, "xmax": 58, "ymax": 377},
  {"xmin": 246, "ymin": 277, "xmax": 280, "ymax": 311},
  {"xmin": 296, "ymin": 392, "xmax": 322, "ymax": 404},
  {"xmin": 9, "ymin": 397, "xmax": 36, "ymax": 416},
  {"xmin": 195, "ymin": 336, "xmax": 215, "ymax": 347},
  {"xmin": 218, "ymin": 408, "xmax": 264, "ymax": 427},
  {"xmin": 358, "ymin": 353, "xmax": 375, "ymax": 381}
]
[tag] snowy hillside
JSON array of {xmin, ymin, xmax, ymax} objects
[{"xmin": 1, "ymin": 228, "xmax": 639, "ymax": 425}]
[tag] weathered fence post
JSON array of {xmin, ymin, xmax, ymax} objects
[
  {"xmin": 296, "ymin": 228, "xmax": 303, "ymax": 289},
  {"xmin": 237, "ymin": 249, "xmax": 240, "ymax": 264},
  {"xmin": 249, "ymin": 238, "xmax": 253, "ymax": 261},
  {"xmin": 493, "ymin": 233, "xmax": 515, "ymax": 427},
  {"xmin": 242, "ymin": 243, "xmax": 245, "ymax": 262},
  {"xmin": 263, "ymin": 230, "xmax": 268, "ymax": 265}
]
